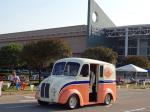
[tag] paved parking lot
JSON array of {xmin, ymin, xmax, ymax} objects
[{"xmin": 0, "ymin": 88, "xmax": 150, "ymax": 112}]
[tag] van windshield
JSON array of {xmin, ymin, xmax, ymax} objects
[
  {"xmin": 52, "ymin": 62, "xmax": 66, "ymax": 75},
  {"xmin": 64, "ymin": 62, "xmax": 80, "ymax": 76},
  {"xmin": 52, "ymin": 62, "xmax": 80, "ymax": 76}
]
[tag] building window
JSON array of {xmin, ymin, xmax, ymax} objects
[
  {"xmin": 140, "ymin": 47, "xmax": 147, "ymax": 55},
  {"xmin": 140, "ymin": 39, "xmax": 148, "ymax": 55},
  {"xmin": 148, "ymin": 39, "xmax": 150, "ymax": 46},
  {"xmin": 128, "ymin": 48, "xmax": 137, "ymax": 55},
  {"xmin": 118, "ymin": 48, "xmax": 124, "ymax": 55},
  {"xmin": 118, "ymin": 39, "xmax": 125, "ymax": 47},
  {"xmin": 147, "ymin": 48, "xmax": 150, "ymax": 55},
  {"xmin": 128, "ymin": 39, "xmax": 137, "ymax": 47}
]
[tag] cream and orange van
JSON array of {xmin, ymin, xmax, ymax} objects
[{"xmin": 35, "ymin": 58, "xmax": 116, "ymax": 109}]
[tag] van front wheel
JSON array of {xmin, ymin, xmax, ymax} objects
[{"xmin": 67, "ymin": 94, "xmax": 79, "ymax": 109}]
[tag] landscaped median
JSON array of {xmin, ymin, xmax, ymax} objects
[
  {"xmin": 117, "ymin": 83, "xmax": 150, "ymax": 89},
  {"xmin": 2, "ymin": 83, "xmax": 37, "ymax": 96},
  {"xmin": 2, "ymin": 83, "xmax": 150, "ymax": 96},
  {"xmin": 2, "ymin": 90, "xmax": 36, "ymax": 96}
]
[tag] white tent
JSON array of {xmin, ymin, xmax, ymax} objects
[
  {"xmin": 116, "ymin": 64, "xmax": 147, "ymax": 72},
  {"xmin": 116, "ymin": 64, "xmax": 148, "ymax": 82}
]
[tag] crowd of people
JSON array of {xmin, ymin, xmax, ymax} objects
[
  {"xmin": 9, "ymin": 70, "xmax": 28, "ymax": 90},
  {"xmin": 0, "ymin": 70, "xmax": 28, "ymax": 96}
]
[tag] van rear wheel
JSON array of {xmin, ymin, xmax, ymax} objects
[
  {"xmin": 104, "ymin": 94, "xmax": 112, "ymax": 105},
  {"xmin": 66, "ymin": 94, "xmax": 79, "ymax": 109}
]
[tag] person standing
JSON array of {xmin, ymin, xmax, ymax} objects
[
  {"xmin": 90, "ymin": 70, "xmax": 95, "ymax": 93},
  {"xmin": 0, "ymin": 75, "xmax": 3, "ymax": 96},
  {"xmin": 10, "ymin": 70, "xmax": 20, "ymax": 90}
]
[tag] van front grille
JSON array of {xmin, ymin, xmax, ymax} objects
[{"xmin": 41, "ymin": 83, "xmax": 50, "ymax": 98}]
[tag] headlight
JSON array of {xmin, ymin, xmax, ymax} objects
[
  {"xmin": 35, "ymin": 86, "xmax": 40, "ymax": 99},
  {"xmin": 51, "ymin": 88, "xmax": 57, "ymax": 97},
  {"xmin": 36, "ymin": 85, "xmax": 41, "ymax": 91}
]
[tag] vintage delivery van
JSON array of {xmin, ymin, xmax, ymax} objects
[{"xmin": 35, "ymin": 58, "xmax": 116, "ymax": 109}]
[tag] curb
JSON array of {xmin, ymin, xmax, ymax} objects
[{"xmin": 2, "ymin": 91, "xmax": 36, "ymax": 96}]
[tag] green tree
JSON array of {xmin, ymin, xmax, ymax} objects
[
  {"xmin": 124, "ymin": 56, "xmax": 150, "ymax": 68},
  {"xmin": 21, "ymin": 39, "xmax": 71, "ymax": 83},
  {"xmin": 21, "ymin": 39, "xmax": 72, "ymax": 67},
  {"xmin": 0, "ymin": 43, "xmax": 23, "ymax": 68},
  {"xmin": 82, "ymin": 46, "xmax": 118, "ymax": 64}
]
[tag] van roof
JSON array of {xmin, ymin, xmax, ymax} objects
[{"xmin": 56, "ymin": 57, "xmax": 114, "ymax": 66}]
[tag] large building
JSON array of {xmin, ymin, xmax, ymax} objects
[
  {"xmin": 0, "ymin": 25, "xmax": 87, "ymax": 57},
  {"xmin": 1, "ymin": 0, "xmax": 150, "ymax": 64},
  {"xmin": 90, "ymin": 25, "xmax": 150, "ymax": 65}
]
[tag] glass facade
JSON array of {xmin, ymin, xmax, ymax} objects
[
  {"xmin": 115, "ymin": 38, "xmax": 150, "ymax": 56},
  {"xmin": 88, "ymin": 25, "xmax": 150, "ymax": 65},
  {"xmin": 139, "ymin": 38, "xmax": 150, "ymax": 56}
]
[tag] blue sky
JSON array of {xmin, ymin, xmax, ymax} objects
[{"xmin": 0, "ymin": 0, "xmax": 150, "ymax": 34}]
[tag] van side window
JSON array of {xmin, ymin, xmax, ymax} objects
[
  {"xmin": 100, "ymin": 66, "xmax": 103, "ymax": 77},
  {"xmin": 80, "ymin": 64, "xmax": 89, "ymax": 77}
]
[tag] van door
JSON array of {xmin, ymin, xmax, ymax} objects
[
  {"xmin": 89, "ymin": 64, "xmax": 98, "ymax": 102},
  {"xmin": 80, "ymin": 64, "xmax": 90, "ymax": 104}
]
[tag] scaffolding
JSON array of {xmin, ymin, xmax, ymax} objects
[
  {"xmin": 91, "ymin": 25, "xmax": 150, "ymax": 38},
  {"xmin": 102, "ymin": 25, "xmax": 150, "ymax": 38}
]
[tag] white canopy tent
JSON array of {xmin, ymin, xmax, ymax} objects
[
  {"xmin": 116, "ymin": 64, "xmax": 148, "ymax": 82},
  {"xmin": 116, "ymin": 64, "xmax": 147, "ymax": 73}
]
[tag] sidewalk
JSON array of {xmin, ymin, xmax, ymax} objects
[{"xmin": 0, "ymin": 91, "xmax": 36, "ymax": 105}]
